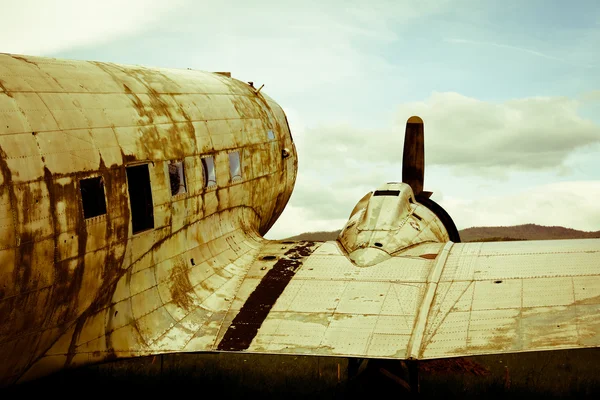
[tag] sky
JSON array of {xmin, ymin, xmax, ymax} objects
[{"xmin": 2, "ymin": 0, "xmax": 599, "ymax": 238}]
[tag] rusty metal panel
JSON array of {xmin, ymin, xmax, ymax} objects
[
  {"xmin": 96, "ymin": 94, "xmax": 142, "ymax": 126},
  {"xmin": 0, "ymin": 95, "xmax": 33, "ymax": 135},
  {"xmin": 0, "ymin": 55, "xmax": 63, "ymax": 92},
  {"xmin": 243, "ymin": 241, "xmax": 440, "ymax": 358},
  {"xmin": 0, "ymin": 51, "xmax": 296, "ymax": 386},
  {"xmin": 0, "ymin": 133, "xmax": 44, "ymax": 182},
  {"xmin": 7, "ymin": 93, "xmax": 60, "ymax": 132},
  {"xmin": 418, "ymin": 239, "xmax": 600, "ymax": 359},
  {"xmin": 36, "ymin": 129, "xmax": 100, "ymax": 174},
  {"xmin": 0, "ymin": 187, "xmax": 15, "ymax": 250}
]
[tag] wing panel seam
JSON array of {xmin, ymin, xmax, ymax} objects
[{"xmin": 406, "ymin": 241, "xmax": 454, "ymax": 359}]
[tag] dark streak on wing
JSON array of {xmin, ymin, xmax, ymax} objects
[{"xmin": 217, "ymin": 241, "xmax": 316, "ymax": 351}]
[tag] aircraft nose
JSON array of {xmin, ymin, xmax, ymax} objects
[{"xmin": 348, "ymin": 247, "xmax": 391, "ymax": 267}]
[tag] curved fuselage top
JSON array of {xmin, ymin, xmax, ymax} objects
[{"xmin": 0, "ymin": 53, "xmax": 296, "ymax": 384}]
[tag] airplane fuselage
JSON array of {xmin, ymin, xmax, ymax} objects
[{"xmin": 0, "ymin": 53, "xmax": 296, "ymax": 384}]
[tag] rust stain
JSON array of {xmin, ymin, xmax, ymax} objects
[
  {"xmin": 121, "ymin": 81, "xmax": 195, "ymax": 162},
  {"xmin": 462, "ymin": 294, "xmax": 600, "ymax": 358},
  {"xmin": 169, "ymin": 258, "xmax": 194, "ymax": 311},
  {"xmin": 64, "ymin": 160, "xmax": 130, "ymax": 366},
  {"xmin": 0, "ymin": 52, "xmax": 297, "ymax": 385},
  {"xmin": 0, "ymin": 146, "xmax": 17, "ymax": 334},
  {"xmin": 11, "ymin": 55, "xmax": 38, "ymax": 66},
  {"xmin": 0, "ymin": 79, "xmax": 13, "ymax": 97},
  {"xmin": 467, "ymin": 325, "xmax": 517, "ymax": 353},
  {"xmin": 573, "ymin": 293, "xmax": 600, "ymax": 307}
]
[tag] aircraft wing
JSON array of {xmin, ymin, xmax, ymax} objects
[
  {"xmin": 412, "ymin": 238, "xmax": 600, "ymax": 360},
  {"xmin": 217, "ymin": 239, "xmax": 443, "ymax": 357},
  {"xmin": 217, "ymin": 238, "xmax": 600, "ymax": 360}
]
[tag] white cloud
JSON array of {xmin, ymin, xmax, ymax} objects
[
  {"xmin": 403, "ymin": 93, "xmax": 600, "ymax": 169},
  {"xmin": 0, "ymin": 0, "xmax": 184, "ymax": 55},
  {"xmin": 299, "ymin": 92, "xmax": 600, "ymax": 172}
]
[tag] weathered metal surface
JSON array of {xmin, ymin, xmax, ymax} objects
[
  {"xmin": 338, "ymin": 182, "xmax": 449, "ymax": 267},
  {"xmin": 245, "ymin": 240, "xmax": 442, "ymax": 357},
  {"xmin": 237, "ymin": 238, "xmax": 600, "ymax": 361},
  {"xmin": 418, "ymin": 238, "xmax": 600, "ymax": 359},
  {"xmin": 0, "ymin": 53, "xmax": 296, "ymax": 385},
  {"xmin": 217, "ymin": 241, "xmax": 318, "ymax": 351},
  {"xmin": 1, "ymin": 52, "xmax": 600, "ymax": 390}
]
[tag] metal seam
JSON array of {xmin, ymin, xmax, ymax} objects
[{"xmin": 406, "ymin": 241, "xmax": 454, "ymax": 359}]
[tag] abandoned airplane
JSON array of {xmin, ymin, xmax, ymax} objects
[{"xmin": 1, "ymin": 53, "xmax": 599, "ymax": 392}]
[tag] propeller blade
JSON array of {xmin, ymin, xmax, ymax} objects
[{"xmin": 402, "ymin": 116, "xmax": 424, "ymax": 196}]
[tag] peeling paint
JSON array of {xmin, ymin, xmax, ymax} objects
[{"xmin": 0, "ymin": 53, "xmax": 296, "ymax": 385}]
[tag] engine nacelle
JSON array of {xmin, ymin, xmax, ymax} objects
[{"xmin": 338, "ymin": 182, "xmax": 454, "ymax": 267}]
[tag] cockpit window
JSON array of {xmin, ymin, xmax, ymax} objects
[
  {"xmin": 202, "ymin": 156, "xmax": 216, "ymax": 188},
  {"xmin": 373, "ymin": 190, "xmax": 400, "ymax": 196},
  {"xmin": 229, "ymin": 151, "xmax": 242, "ymax": 181}
]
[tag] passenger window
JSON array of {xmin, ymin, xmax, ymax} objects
[
  {"xmin": 202, "ymin": 156, "xmax": 217, "ymax": 188},
  {"xmin": 168, "ymin": 160, "xmax": 186, "ymax": 196},
  {"xmin": 267, "ymin": 130, "xmax": 275, "ymax": 140},
  {"xmin": 126, "ymin": 164, "xmax": 154, "ymax": 234},
  {"xmin": 229, "ymin": 151, "xmax": 242, "ymax": 181},
  {"xmin": 80, "ymin": 176, "xmax": 107, "ymax": 219}
]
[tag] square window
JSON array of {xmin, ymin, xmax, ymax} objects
[
  {"xmin": 267, "ymin": 130, "xmax": 275, "ymax": 140},
  {"xmin": 80, "ymin": 176, "xmax": 107, "ymax": 219},
  {"xmin": 202, "ymin": 156, "xmax": 216, "ymax": 188},
  {"xmin": 168, "ymin": 160, "xmax": 187, "ymax": 196},
  {"xmin": 229, "ymin": 151, "xmax": 242, "ymax": 181},
  {"xmin": 126, "ymin": 164, "xmax": 154, "ymax": 234}
]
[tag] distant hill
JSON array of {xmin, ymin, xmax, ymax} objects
[
  {"xmin": 284, "ymin": 224, "xmax": 600, "ymax": 242},
  {"xmin": 285, "ymin": 230, "xmax": 342, "ymax": 241},
  {"xmin": 460, "ymin": 224, "xmax": 600, "ymax": 242}
]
